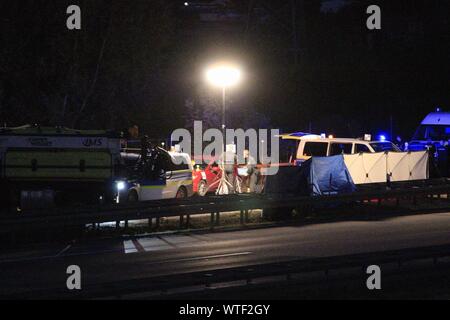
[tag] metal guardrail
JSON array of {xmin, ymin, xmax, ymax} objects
[
  {"xmin": 1, "ymin": 179, "xmax": 450, "ymax": 233},
  {"xmin": 4, "ymin": 243, "xmax": 450, "ymax": 299}
]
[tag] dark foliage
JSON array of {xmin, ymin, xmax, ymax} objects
[{"xmin": 0, "ymin": 0, "xmax": 449, "ymax": 140}]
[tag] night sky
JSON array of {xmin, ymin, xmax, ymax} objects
[{"xmin": 1, "ymin": 0, "xmax": 449, "ymax": 141}]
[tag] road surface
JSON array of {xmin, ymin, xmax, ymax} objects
[{"xmin": 2, "ymin": 211, "xmax": 450, "ymax": 297}]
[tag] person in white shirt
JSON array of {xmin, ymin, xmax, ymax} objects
[
  {"xmin": 218, "ymin": 147, "xmax": 237, "ymax": 194},
  {"xmin": 241, "ymin": 149, "xmax": 258, "ymax": 193}
]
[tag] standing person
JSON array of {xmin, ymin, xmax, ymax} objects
[
  {"xmin": 395, "ymin": 136, "xmax": 405, "ymax": 151},
  {"xmin": 218, "ymin": 145, "xmax": 237, "ymax": 194},
  {"xmin": 243, "ymin": 149, "xmax": 258, "ymax": 193}
]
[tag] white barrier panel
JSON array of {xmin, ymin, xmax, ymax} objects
[
  {"xmin": 344, "ymin": 152, "xmax": 387, "ymax": 184},
  {"xmin": 387, "ymin": 152, "xmax": 409, "ymax": 182},
  {"xmin": 344, "ymin": 151, "xmax": 428, "ymax": 185},
  {"xmin": 388, "ymin": 151, "xmax": 428, "ymax": 181},
  {"xmin": 343, "ymin": 154, "xmax": 366, "ymax": 184}
]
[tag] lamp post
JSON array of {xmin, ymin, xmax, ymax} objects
[
  {"xmin": 205, "ymin": 64, "xmax": 242, "ymax": 195},
  {"xmin": 206, "ymin": 64, "xmax": 241, "ymax": 138},
  {"xmin": 222, "ymin": 86, "xmax": 226, "ymax": 137}
]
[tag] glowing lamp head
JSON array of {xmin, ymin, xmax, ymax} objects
[
  {"xmin": 379, "ymin": 135, "xmax": 386, "ymax": 142},
  {"xmin": 116, "ymin": 181, "xmax": 126, "ymax": 191},
  {"xmin": 206, "ymin": 64, "xmax": 241, "ymax": 88}
]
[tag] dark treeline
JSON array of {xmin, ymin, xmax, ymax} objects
[{"xmin": 0, "ymin": 0, "xmax": 449, "ymax": 140}]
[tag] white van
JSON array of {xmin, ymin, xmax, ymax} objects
[
  {"xmin": 279, "ymin": 133, "xmax": 400, "ymax": 163},
  {"xmin": 117, "ymin": 148, "xmax": 193, "ymax": 202},
  {"xmin": 409, "ymin": 111, "xmax": 450, "ymax": 151}
]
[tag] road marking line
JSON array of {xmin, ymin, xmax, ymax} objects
[
  {"xmin": 124, "ymin": 235, "xmax": 207, "ymax": 254},
  {"xmin": 123, "ymin": 240, "xmax": 138, "ymax": 254},
  {"xmin": 132, "ymin": 239, "xmax": 146, "ymax": 253},
  {"xmin": 157, "ymin": 235, "xmax": 177, "ymax": 248},
  {"xmin": 137, "ymin": 237, "xmax": 171, "ymax": 252},
  {"xmin": 130, "ymin": 235, "xmax": 208, "ymax": 253},
  {"xmin": 56, "ymin": 244, "xmax": 72, "ymax": 257},
  {"xmin": 145, "ymin": 251, "xmax": 253, "ymax": 265}
]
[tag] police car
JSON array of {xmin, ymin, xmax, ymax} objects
[{"xmin": 117, "ymin": 147, "xmax": 193, "ymax": 202}]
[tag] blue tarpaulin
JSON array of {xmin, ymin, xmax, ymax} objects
[
  {"xmin": 300, "ymin": 155, "xmax": 356, "ymax": 196},
  {"xmin": 263, "ymin": 155, "xmax": 356, "ymax": 196}
]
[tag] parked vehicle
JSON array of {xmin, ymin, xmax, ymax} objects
[
  {"xmin": 192, "ymin": 162, "xmax": 222, "ymax": 196},
  {"xmin": 279, "ymin": 133, "xmax": 400, "ymax": 165},
  {"xmin": 118, "ymin": 147, "xmax": 194, "ymax": 202},
  {"xmin": 0, "ymin": 125, "xmax": 123, "ymax": 211},
  {"xmin": 408, "ymin": 110, "xmax": 450, "ymax": 176},
  {"xmin": 409, "ymin": 111, "xmax": 450, "ymax": 151}
]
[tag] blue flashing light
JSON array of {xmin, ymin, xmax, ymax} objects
[
  {"xmin": 376, "ymin": 131, "xmax": 389, "ymax": 142},
  {"xmin": 289, "ymin": 132, "xmax": 312, "ymax": 137}
]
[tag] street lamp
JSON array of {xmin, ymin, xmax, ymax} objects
[
  {"xmin": 205, "ymin": 64, "xmax": 242, "ymax": 137},
  {"xmin": 205, "ymin": 64, "xmax": 242, "ymax": 195}
]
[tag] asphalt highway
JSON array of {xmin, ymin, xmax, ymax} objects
[{"xmin": 2, "ymin": 211, "xmax": 450, "ymax": 298}]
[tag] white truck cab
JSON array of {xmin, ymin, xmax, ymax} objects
[{"xmin": 279, "ymin": 133, "xmax": 400, "ymax": 163}]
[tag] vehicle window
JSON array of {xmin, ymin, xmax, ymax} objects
[
  {"xmin": 413, "ymin": 125, "xmax": 450, "ymax": 141},
  {"xmin": 155, "ymin": 151, "xmax": 172, "ymax": 172},
  {"xmin": 355, "ymin": 144, "xmax": 371, "ymax": 153},
  {"xmin": 280, "ymin": 139, "xmax": 300, "ymax": 162},
  {"xmin": 303, "ymin": 142, "xmax": 328, "ymax": 157},
  {"xmin": 143, "ymin": 159, "xmax": 165, "ymax": 180},
  {"xmin": 138, "ymin": 149, "xmax": 170, "ymax": 180},
  {"xmin": 329, "ymin": 143, "xmax": 352, "ymax": 156},
  {"xmin": 370, "ymin": 142, "xmax": 400, "ymax": 152},
  {"xmin": 169, "ymin": 155, "xmax": 190, "ymax": 171}
]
